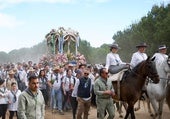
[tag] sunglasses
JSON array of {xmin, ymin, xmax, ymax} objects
[{"xmin": 84, "ymin": 73, "xmax": 89, "ymax": 75}]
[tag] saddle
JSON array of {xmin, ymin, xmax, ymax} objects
[
  {"xmin": 108, "ymin": 64, "xmax": 129, "ymax": 82},
  {"xmin": 108, "ymin": 64, "xmax": 129, "ymax": 74}
]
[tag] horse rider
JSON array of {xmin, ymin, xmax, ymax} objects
[
  {"xmin": 130, "ymin": 42, "xmax": 148, "ymax": 111},
  {"xmin": 130, "ymin": 42, "xmax": 148, "ymax": 68},
  {"xmin": 105, "ymin": 43, "xmax": 129, "ymax": 115},
  {"xmin": 152, "ymin": 45, "xmax": 168, "ymax": 66},
  {"xmin": 105, "ymin": 43, "xmax": 127, "ymax": 71}
]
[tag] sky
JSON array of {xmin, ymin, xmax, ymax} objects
[{"xmin": 0, "ymin": 0, "xmax": 169, "ymax": 53}]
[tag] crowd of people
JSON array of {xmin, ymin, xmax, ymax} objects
[
  {"xmin": 0, "ymin": 42, "xmax": 169, "ymax": 119},
  {"xmin": 0, "ymin": 58, "xmax": 100, "ymax": 119}
]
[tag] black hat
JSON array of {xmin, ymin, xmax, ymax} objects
[
  {"xmin": 158, "ymin": 45, "xmax": 168, "ymax": 50},
  {"xmin": 0, "ymin": 79, "xmax": 5, "ymax": 85},
  {"xmin": 136, "ymin": 42, "xmax": 147, "ymax": 48},
  {"xmin": 109, "ymin": 43, "xmax": 120, "ymax": 49}
]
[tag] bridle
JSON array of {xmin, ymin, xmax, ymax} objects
[{"xmin": 132, "ymin": 60, "xmax": 159, "ymax": 81}]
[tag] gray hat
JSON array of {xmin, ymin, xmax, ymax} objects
[
  {"xmin": 110, "ymin": 43, "xmax": 120, "ymax": 49},
  {"xmin": 136, "ymin": 42, "xmax": 147, "ymax": 48},
  {"xmin": 75, "ymin": 69, "xmax": 82, "ymax": 75},
  {"xmin": 0, "ymin": 79, "xmax": 5, "ymax": 85},
  {"xmin": 158, "ymin": 45, "xmax": 167, "ymax": 50}
]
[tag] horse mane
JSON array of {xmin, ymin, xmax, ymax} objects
[
  {"xmin": 132, "ymin": 60, "xmax": 145, "ymax": 72},
  {"xmin": 132, "ymin": 56, "xmax": 151, "ymax": 73}
]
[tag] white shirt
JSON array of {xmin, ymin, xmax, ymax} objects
[
  {"xmin": 49, "ymin": 73, "xmax": 62, "ymax": 90},
  {"xmin": 8, "ymin": 89, "xmax": 21, "ymax": 111},
  {"xmin": 71, "ymin": 77, "xmax": 79, "ymax": 97},
  {"xmin": 152, "ymin": 53, "xmax": 168, "ymax": 66},
  {"xmin": 62, "ymin": 76, "xmax": 74, "ymax": 91},
  {"xmin": 88, "ymin": 73, "xmax": 95, "ymax": 85},
  {"xmin": 130, "ymin": 51, "xmax": 147, "ymax": 68},
  {"xmin": 105, "ymin": 52, "xmax": 124, "ymax": 70},
  {"xmin": 18, "ymin": 69, "xmax": 27, "ymax": 83},
  {"xmin": 0, "ymin": 86, "xmax": 9, "ymax": 104}
]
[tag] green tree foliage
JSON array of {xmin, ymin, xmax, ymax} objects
[
  {"xmin": 0, "ymin": 51, "xmax": 10, "ymax": 63},
  {"xmin": 113, "ymin": 4, "xmax": 170, "ymax": 62}
]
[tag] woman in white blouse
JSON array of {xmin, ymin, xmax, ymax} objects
[
  {"xmin": 0, "ymin": 78, "xmax": 9, "ymax": 119},
  {"xmin": 105, "ymin": 43, "xmax": 128, "ymax": 73},
  {"xmin": 8, "ymin": 82, "xmax": 21, "ymax": 119},
  {"xmin": 130, "ymin": 42, "xmax": 148, "ymax": 68}
]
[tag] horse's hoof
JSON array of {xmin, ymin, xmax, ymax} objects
[
  {"xmin": 119, "ymin": 114, "xmax": 123, "ymax": 118},
  {"xmin": 134, "ymin": 107, "xmax": 140, "ymax": 111}
]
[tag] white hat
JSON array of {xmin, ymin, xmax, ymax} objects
[
  {"xmin": 158, "ymin": 45, "xmax": 167, "ymax": 50},
  {"xmin": 109, "ymin": 43, "xmax": 120, "ymax": 49}
]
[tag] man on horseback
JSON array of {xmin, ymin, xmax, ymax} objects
[
  {"xmin": 130, "ymin": 42, "xmax": 148, "ymax": 68},
  {"xmin": 152, "ymin": 45, "xmax": 168, "ymax": 66},
  {"xmin": 130, "ymin": 42, "xmax": 148, "ymax": 111}
]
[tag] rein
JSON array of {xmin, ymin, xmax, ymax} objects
[
  {"xmin": 159, "ymin": 77, "xmax": 170, "ymax": 80},
  {"xmin": 160, "ymin": 77, "xmax": 170, "ymax": 85}
]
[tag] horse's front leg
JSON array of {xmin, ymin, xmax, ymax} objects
[
  {"xmin": 130, "ymin": 106, "xmax": 136, "ymax": 119},
  {"xmin": 146, "ymin": 98, "xmax": 153, "ymax": 116},
  {"xmin": 125, "ymin": 105, "xmax": 136, "ymax": 119},
  {"xmin": 150, "ymin": 99, "xmax": 158, "ymax": 118},
  {"xmin": 124, "ymin": 106, "xmax": 130, "ymax": 119},
  {"xmin": 158, "ymin": 100, "xmax": 164, "ymax": 119}
]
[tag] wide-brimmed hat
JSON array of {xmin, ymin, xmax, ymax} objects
[
  {"xmin": 136, "ymin": 42, "xmax": 147, "ymax": 48},
  {"xmin": 28, "ymin": 67, "xmax": 35, "ymax": 72},
  {"xmin": 13, "ymin": 68, "xmax": 17, "ymax": 72},
  {"xmin": 158, "ymin": 45, "xmax": 168, "ymax": 50},
  {"xmin": 8, "ymin": 70, "xmax": 15, "ymax": 75},
  {"xmin": 0, "ymin": 79, "xmax": 5, "ymax": 85},
  {"xmin": 52, "ymin": 66, "xmax": 60, "ymax": 71},
  {"xmin": 109, "ymin": 43, "xmax": 120, "ymax": 49}
]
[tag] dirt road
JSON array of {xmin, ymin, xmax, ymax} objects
[
  {"xmin": 44, "ymin": 101, "xmax": 170, "ymax": 119},
  {"xmin": 9, "ymin": 101, "xmax": 170, "ymax": 119}
]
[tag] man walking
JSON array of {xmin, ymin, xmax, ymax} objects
[
  {"xmin": 94, "ymin": 68, "xmax": 115, "ymax": 119},
  {"xmin": 17, "ymin": 75, "xmax": 45, "ymax": 119}
]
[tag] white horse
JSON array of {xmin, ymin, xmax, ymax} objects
[
  {"xmin": 147, "ymin": 55, "xmax": 170, "ymax": 119},
  {"xmin": 166, "ymin": 80, "xmax": 170, "ymax": 110}
]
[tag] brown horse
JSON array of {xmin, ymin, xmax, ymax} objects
[{"xmin": 112, "ymin": 57, "xmax": 159, "ymax": 119}]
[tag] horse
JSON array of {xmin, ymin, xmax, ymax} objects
[
  {"xmin": 112, "ymin": 57, "xmax": 159, "ymax": 119},
  {"xmin": 147, "ymin": 55, "xmax": 170, "ymax": 119}
]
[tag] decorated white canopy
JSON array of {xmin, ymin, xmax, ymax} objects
[{"xmin": 45, "ymin": 27, "xmax": 80, "ymax": 55}]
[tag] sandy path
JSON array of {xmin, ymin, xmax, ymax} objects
[{"xmin": 8, "ymin": 101, "xmax": 170, "ymax": 119}]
